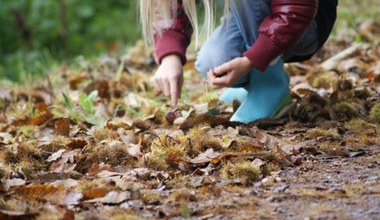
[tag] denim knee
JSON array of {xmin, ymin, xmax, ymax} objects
[{"xmin": 195, "ymin": 46, "xmax": 230, "ymax": 78}]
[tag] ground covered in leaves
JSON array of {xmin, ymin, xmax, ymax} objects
[{"xmin": 1, "ymin": 20, "xmax": 380, "ymax": 220}]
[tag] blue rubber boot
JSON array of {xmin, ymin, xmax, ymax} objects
[
  {"xmin": 229, "ymin": 59, "xmax": 291, "ymax": 123},
  {"xmin": 219, "ymin": 87, "xmax": 248, "ymax": 105}
]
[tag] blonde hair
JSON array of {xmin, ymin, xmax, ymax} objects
[{"xmin": 140, "ymin": 0, "xmax": 230, "ymax": 47}]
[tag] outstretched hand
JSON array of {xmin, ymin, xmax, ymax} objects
[
  {"xmin": 153, "ymin": 55, "xmax": 184, "ymax": 107},
  {"xmin": 207, "ymin": 57, "xmax": 253, "ymax": 88}
]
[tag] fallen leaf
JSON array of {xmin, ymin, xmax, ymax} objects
[
  {"xmin": 64, "ymin": 191, "xmax": 83, "ymax": 206},
  {"xmin": 85, "ymin": 191, "xmax": 130, "ymax": 204},
  {"xmin": 0, "ymin": 88, "xmax": 12, "ymax": 101},
  {"xmin": 67, "ymin": 139, "xmax": 87, "ymax": 149},
  {"xmin": 14, "ymin": 185, "xmax": 68, "ymax": 205},
  {"xmin": 128, "ymin": 143, "xmax": 142, "ymax": 157},
  {"xmin": 87, "ymin": 163, "xmax": 115, "ymax": 176},
  {"xmin": 50, "ymin": 179, "xmax": 78, "ymax": 188},
  {"xmin": 83, "ymin": 187, "xmax": 108, "ymax": 200},
  {"xmin": 47, "ymin": 149, "xmax": 66, "ymax": 162},
  {"xmin": 190, "ymin": 148, "xmax": 221, "ymax": 164},
  {"xmin": 27, "ymin": 112, "xmax": 54, "ymax": 126},
  {"xmin": 3, "ymin": 178, "xmax": 26, "ymax": 191},
  {"xmin": 55, "ymin": 118, "xmax": 71, "ymax": 137}
]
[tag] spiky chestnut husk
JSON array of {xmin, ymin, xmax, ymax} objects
[
  {"xmin": 369, "ymin": 103, "xmax": 380, "ymax": 124},
  {"xmin": 221, "ymin": 161, "xmax": 261, "ymax": 184}
]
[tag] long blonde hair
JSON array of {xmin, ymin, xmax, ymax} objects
[{"xmin": 140, "ymin": 0, "xmax": 230, "ymax": 47}]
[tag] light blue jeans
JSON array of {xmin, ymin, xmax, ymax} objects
[{"xmin": 195, "ymin": 0, "xmax": 318, "ymax": 86}]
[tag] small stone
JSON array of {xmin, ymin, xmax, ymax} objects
[{"xmin": 262, "ymin": 176, "xmax": 276, "ymax": 187}]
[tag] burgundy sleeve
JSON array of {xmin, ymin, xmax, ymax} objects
[
  {"xmin": 243, "ymin": 0, "xmax": 318, "ymax": 71},
  {"xmin": 153, "ymin": 2, "xmax": 193, "ymax": 65}
]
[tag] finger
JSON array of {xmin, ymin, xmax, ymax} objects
[
  {"xmin": 213, "ymin": 63, "xmax": 230, "ymax": 76},
  {"xmin": 212, "ymin": 73, "xmax": 232, "ymax": 88},
  {"xmin": 154, "ymin": 78, "xmax": 163, "ymax": 92},
  {"xmin": 177, "ymin": 76, "xmax": 184, "ymax": 99},
  {"xmin": 207, "ymin": 70, "xmax": 216, "ymax": 84},
  {"xmin": 207, "ymin": 70, "xmax": 223, "ymax": 88},
  {"xmin": 170, "ymin": 79, "xmax": 180, "ymax": 107},
  {"xmin": 162, "ymin": 80, "xmax": 171, "ymax": 97}
]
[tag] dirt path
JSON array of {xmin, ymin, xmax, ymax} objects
[{"xmin": 260, "ymin": 145, "xmax": 380, "ymax": 220}]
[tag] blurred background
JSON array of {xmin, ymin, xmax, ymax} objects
[
  {"xmin": 0, "ymin": 0, "xmax": 379, "ymax": 83},
  {"xmin": 0, "ymin": 0, "xmax": 140, "ymax": 82}
]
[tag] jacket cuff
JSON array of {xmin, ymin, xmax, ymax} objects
[
  {"xmin": 243, "ymin": 35, "xmax": 284, "ymax": 72},
  {"xmin": 154, "ymin": 30, "xmax": 189, "ymax": 65}
]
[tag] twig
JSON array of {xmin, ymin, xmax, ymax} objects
[{"xmin": 320, "ymin": 43, "xmax": 370, "ymax": 71}]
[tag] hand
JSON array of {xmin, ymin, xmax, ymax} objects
[
  {"xmin": 153, "ymin": 54, "xmax": 184, "ymax": 107},
  {"xmin": 207, "ymin": 57, "xmax": 253, "ymax": 88}
]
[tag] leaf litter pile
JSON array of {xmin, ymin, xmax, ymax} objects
[{"xmin": 1, "ymin": 22, "xmax": 380, "ymax": 220}]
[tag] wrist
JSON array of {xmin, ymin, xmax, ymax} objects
[
  {"xmin": 242, "ymin": 56, "xmax": 254, "ymax": 69},
  {"xmin": 161, "ymin": 54, "xmax": 182, "ymax": 65}
]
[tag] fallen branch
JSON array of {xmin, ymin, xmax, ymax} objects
[{"xmin": 320, "ymin": 43, "xmax": 370, "ymax": 71}]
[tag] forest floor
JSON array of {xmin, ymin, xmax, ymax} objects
[{"xmin": 1, "ymin": 16, "xmax": 380, "ymax": 220}]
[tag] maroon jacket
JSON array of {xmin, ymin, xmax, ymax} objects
[{"xmin": 154, "ymin": 0, "xmax": 337, "ymax": 72}]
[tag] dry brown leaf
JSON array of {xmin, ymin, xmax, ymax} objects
[
  {"xmin": 62, "ymin": 210, "xmax": 75, "ymax": 220},
  {"xmin": 127, "ymin": 143, "xmax": 142, "ymax": 157},
  {"xmin": 0, "ymin": 210, "xmax": 37, "ymax": 219},
  {"xmin": 254, "ymin": 129, "xmax": 295, "ymax": 155},
  {"xmin": 50, "ymin": 179, "xmax": 78, "ymax": 188},
  {"xmin": 47, "ymin": 149, "xmax": 66, "ymax": 162},
  {"xmin": 68, "ymin": 75, "xmax": 87, "ymax": 90},
  {"xmin": 49, "ymin": 149, "xmax": 80, "ymax": 173},
  {"xmin": 87, "ymin": 163, "xmax": 115, "ymax": 176},
  {"xmin": 14, "ymin": 185, "xmax": 68, "ymax": 205},
  {"xmin": 67, "ymin": 139, "xmax": 87, "ymax": 149},
  {"xmin": 85, "ymin": 191, "xmax": 130, "ymax": 204},
  {"xmin": 190, "ymin": 148, "xmax": 221, "ymax": 164},
  {"xmin": 2, "ymin": 178, "xmax": 26, "ymax": 191},
  {"xmin": 64, "ymin": 191, "xmax": 83, "ymax": 206},
  {"xmin": 27, "ymin": 112, "xmax": 54, "ymax": 126},
  {"xmin": 0, "ymin": 88, "xmax": 12, "ymax": 101},
  {"xmin": 291, "ymin": 82, "xmax": 318, "ymax": 97},
  {"xmin": 35, "ymin": 102, "xmax": 49, "ymax": 112},
  {"xmin": 55, "ymin": 118, "xmax": 70, "ymax": 137},
  {"xmin": 96, "ymin": 80, "xmax": 110, "ymax": 99},
  {"xmin": 82, "ymin": 187, "xmax": 109, "ymax": 200}
]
